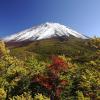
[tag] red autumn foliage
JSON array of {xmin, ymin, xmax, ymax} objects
[
  {"xmin": 48, "ymin": 56, "xmax": 68, "ymax": 75},
  {"xmin": 60, "ymin": 80, "xmax": 67, "ymax": 85},
  {"xmin": 32, "ymin": 56, "xmax": 68, "ymax": 99},
  {"xmin": 56, "ymin": 87, "xmax": 63, "ymax": 97},
  {"xmin": 32, "ymin": 75, "xmax": 53, "ymax": 90}
]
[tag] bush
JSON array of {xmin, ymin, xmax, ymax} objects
[
  {"xmin": 34, "ymin": 93, "xmax": 50, "ymax": 100},
  {"xmin": 77, "ymin": 91, "xmax": 85, "ymax": 100},
  {"xmin": 10, "ymin": 92, "xmax": 33, "ymax": 100},
  {"xmin": 0, "ymin": 88, "xmax": 6, "ymax": 100}
]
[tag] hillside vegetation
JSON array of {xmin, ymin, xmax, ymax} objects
[
  {"xmin": 0, "ymin": 37, "xmax": 100, "ymax": 100},
  {"xmin": 8, "ymin": 37, "xmax": 96, "ymax": 61}
]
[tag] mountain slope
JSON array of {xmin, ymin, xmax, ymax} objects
[
  {"xmin": 3, "ymin": 22, "xmax": 87, "ymax": 42},
  {"xmin": 8, "ymin": 37, "xmax": 96, "ymax": 63}
]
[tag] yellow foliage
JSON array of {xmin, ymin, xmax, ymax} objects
[
  {"xmin": 10, "ymin": 92, "xmax": 33, "ymax": 100},
  {"xmin": 88, "ymin": 37, "xmax": 100, "ymax": 49},
  {"xmin": 0, "ymin": 41, "xmax": 9, "ymax": 56},
  {"xmin": 34, "ymin": 93, "xmax": 50, "ymax": 100},
  {"xmin": 77, "ymin": 91, "xmax": 85, "ymax": 100},
  {"xmin": 0, "ymin": 88, "xmax": 6, "ymax": 100}
]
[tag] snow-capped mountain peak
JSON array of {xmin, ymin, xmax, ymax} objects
[{"xmin": 3, "ymin": 22, "xmax": 87, "ymax": 42}]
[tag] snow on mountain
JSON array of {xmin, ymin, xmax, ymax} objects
[{"xmin": 3, "ymin": 22, "xmax": 87, "ymax": 42}]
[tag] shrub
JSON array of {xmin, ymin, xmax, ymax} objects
[
  {"xmin": 34, "ymin": 93, "xmax": 50, "ymax": 100},
  {"xmin": 0, "ymin": 88, "xmax": 6, "ymax": 100},
  {"xmin": 77, "ymin": 91, "xmax": 85, "ymax": 100},
  {"xmin": 10, "ymin": 92, "xmax": 33, "ymax": 100},
  {"xmin": 31, "ymin": 56, "xmax": 68, "ymax": 100}
]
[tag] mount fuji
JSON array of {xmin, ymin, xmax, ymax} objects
[{"xmin": 3, "ymin": 22, "xmax": 87, "ymax": 42}]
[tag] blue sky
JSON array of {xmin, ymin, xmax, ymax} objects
[{"xmin": 0, "ymin": 0, "xmax": 100, "ymax": 37}]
